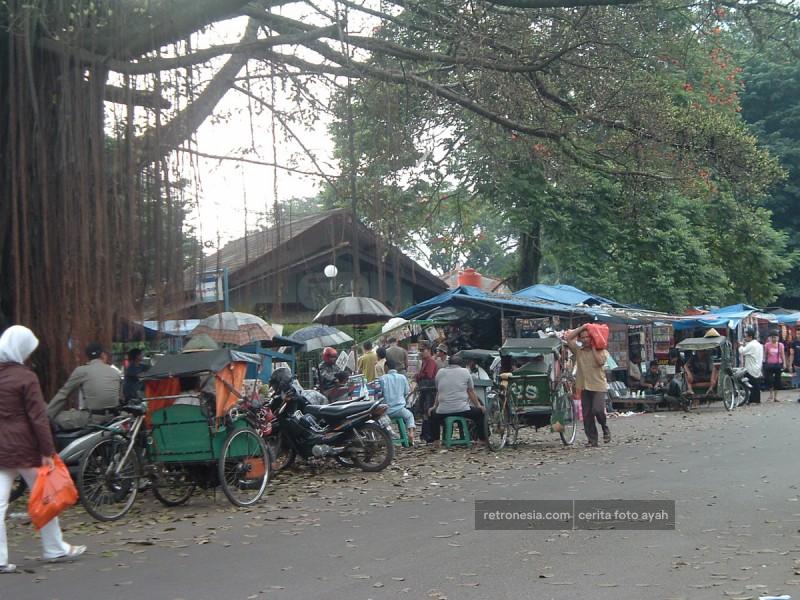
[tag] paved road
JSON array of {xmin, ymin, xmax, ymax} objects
[{"xmin": 3, "ymin": 393, "xmax": 800, "ymax": 600}]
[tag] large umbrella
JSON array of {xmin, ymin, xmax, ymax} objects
[
  {"xmin": 313, "ymin": 296, "xmax": 394, "ymax": 326},
  {"xmin": 189, "ymin": 311, "xmax": 277, "ymax": 346},
  {"xmin": 288, "ymin": 325, "xmax": 353, "ymax": 352}
]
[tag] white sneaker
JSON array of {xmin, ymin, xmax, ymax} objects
[
  {"xmin": 46, "ymin": 544, "xmax": 86, "ymax": 562},
  {"xmin": 0, "ymin": 564, "xmax": 17, "ymax": 573}
]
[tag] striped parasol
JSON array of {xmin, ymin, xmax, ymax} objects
[{"xmin": 190, "ymin": 312, "xmax": 277, "ymax": 346}]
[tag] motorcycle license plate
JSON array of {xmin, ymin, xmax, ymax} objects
[{"xmin": 378, "ymin": 415, "xmax": 392, "ymax": 429}]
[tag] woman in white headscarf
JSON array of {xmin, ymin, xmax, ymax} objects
[{"xmin": 0, "ymin": 326, "xmax": 85, "ymax": 573}]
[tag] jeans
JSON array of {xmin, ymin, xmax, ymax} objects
[
  {"xmin": 0, "ymin": 467, "xmax": 70, "ymax": 565},
  {"xmin": 388, "ymin": 406, "xmax": 416, "ymax": 430}
]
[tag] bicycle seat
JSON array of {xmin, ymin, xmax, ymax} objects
[{"xmin": 122, "ymin": 403, "xmax": 147, "ymax": 416}]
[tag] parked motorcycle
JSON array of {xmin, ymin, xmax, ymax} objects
[
  {"xmin": 8, "ymin": 414, "xmax": 130, "ymax": 503},
  {"xmin": 264, "ymin": 368, "xmax": 393, "ymax": 473}
]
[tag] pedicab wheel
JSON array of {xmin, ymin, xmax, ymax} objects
[
  {"xmin": 218, "ymin": 428, "xmax": 270, "ymax": 507},
  {"xmin": 349, "ymin": 422, "xmax": 394, "ymax": 472},
  {"xmin": 266, "ymin": 433, "xmax": 296, "ymax": 473},
  {"xmin": 78, "ymin": 437, "xmax": 140, "ymax": 522},
  {"xmin": 720, "ymin": 375, "xmax": 736, "ymax": 411},
  {"xmin": 8, "ymin": 475, "xmax": 26, "ymax": 503},
  {"xmin": 151, "ymin": 464, "xmax": 195, "ymax": 507},
  {"xmin": 559, "ymin": 394, "xmax": 578, "ymax": 446},
  {"xmin": 486, "ymin": 398, "xmax": 509, "ymax": 452}
]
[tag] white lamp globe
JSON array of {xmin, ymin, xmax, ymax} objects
[{"xmin": 323, "ymin": 264, "xmax": 338, "ymax": 278}]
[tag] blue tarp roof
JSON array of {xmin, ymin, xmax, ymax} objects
[
  {"xmin": 672, "ymin": 304, "xmax": 763, "ymax": 331},
  {"xmin": 396, "ymin": 286, "xmax": 595, "ymax": 321},
  {"xmin": 513, "ymin": 284, "xmax": 625, "ymax": 308},
  {"xmin": 396, "ymin": 286, "xmax": 663, "ymax": 324},
  {"xmin": 773, "ymin": 313, "xmax": 800, "ymax": 324}
]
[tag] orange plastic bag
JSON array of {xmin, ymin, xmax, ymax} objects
[
  {"xmin": 585, "ymin": 323, "xmax": 610, "ymax": 350},
  {"xmin": 27, "ymin": 455, "xmax": 78, "ymax": 530}
]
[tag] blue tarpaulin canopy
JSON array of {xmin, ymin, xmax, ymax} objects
[
  {"xmin": 396, "ymin": 286, "xmax": 672, "ymax": 325},
  {"xmin": 672, "ymin": 304, "xmax": 765, "ymax": 331},
  {"xmin": 772, "ymin": 313, "xmax": 800, "ymax": 324},
  {"xmin": 396, "ymin": 286, "xmax": 593, "ymax": 321},
  {"xmin": 513, "ymin": 284, "xmax": 625, "ymax": 308}
]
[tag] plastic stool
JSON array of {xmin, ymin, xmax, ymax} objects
[
  {"xmin": 391, "ymin": 416, "xmax": 411, "ymax": 448},
  {"xmin": 443, "ymin": 416, "xmax": 471, "ymax": 448}
]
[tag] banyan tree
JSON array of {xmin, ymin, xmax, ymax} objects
[{"xmin": 0, "ymin": 0, "xmax": 797, "ymax": 394}]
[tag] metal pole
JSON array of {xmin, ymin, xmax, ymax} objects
[{"xmin": 223, "ymin": 267, "xmax": 230, "ymax": 312}]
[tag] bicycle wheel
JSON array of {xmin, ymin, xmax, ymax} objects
[
  {"xmin": 349, "ymin": 422, "xmax": 394, "ymax": 472},
  {"xmin": 151, "ymin": 464, "xmax": 195, "ymax": 507},
  {"xmin": 720, "ymin": 374, "xmax": 736, "ymax": 411},
  {"xmin": 8, "ymin": 475, "xmax": 27, "ymax": 503},
  {"xmin": 78, "ymin": 437, "xmax": 140, "ymax": 521},
  {"xmin": 558, "ymin": 393, "xmax": 578, "ymax": 446},
  {"xmin": 486, "ymin": 396, "xmax": 509, "ymax": 452},
  {"xmin": 218, "ymin": 428, "xmax": 270, "ymax": 507}
]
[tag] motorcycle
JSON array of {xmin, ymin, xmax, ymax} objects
[
  {"xmin": 265, "ymin": 369, "xmax": 394, "ymax": 473},
  {"xmin": 8, "ymin": 413, "xmax": 131, "ymax": 503}
]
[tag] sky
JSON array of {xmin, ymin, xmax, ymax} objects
[{"xmin": 179, "ymin": 8, "xmax": 365, "ymax": 251}]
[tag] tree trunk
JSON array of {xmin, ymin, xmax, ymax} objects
[{"xmin": 515, "ymin": 220, "xmax": 542, "ymax": 288}]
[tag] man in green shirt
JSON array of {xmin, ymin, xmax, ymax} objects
[{"xmin": 357, "ymin": 340, "xmax": 378, "ymax": 381}]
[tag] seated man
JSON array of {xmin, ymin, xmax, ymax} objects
[
  {"xmin": 380, "ymin": 359, "xmax": 416, "ymax": 445},
  {"xmin": 428, "ymin": 355, "xmax": 486, "ymax": 447},
  {"xmin": 683, "ymin": 350, "xmax": 719, "ymax": 396},
  {"xmin": 173, "ymin": 376, "xmax": 202, "ymax": 406},
  {"xmin": 641, "ymin": 361, "xmax": 664, "ymax": 393},
  {"xmin": 317, "ymin": 347, "xmax": 351, "ymax": 400},
  {"xmin": 48, "ymin": 343, "xmax": 122, "ymax": 430},
  {"xmin": 627, "ymin": 354, "xmax": 643, "ymax": 389}
]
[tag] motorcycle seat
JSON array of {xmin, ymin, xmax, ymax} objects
[
  {"xmin": 305, "ymin": 400, "xmax": 374, "ymax": 419},
  {"xmin": 53, "ymin": 428, "xmax": 93, "ymax": 451}
]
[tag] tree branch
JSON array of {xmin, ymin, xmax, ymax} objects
[
  {"xmin": 487, "ymin": 0, "xmax": 643, "ymax": 7},
  {"xmin": 104, "ymin": 84, "xmax": 171, "ymax": 109},
  {"xmin": 176, "ymin": 147, "xmax": 334, "ymax": 178},
  {"xmin": 134, "ymin": 19, "xmax": 259, "ymax": 167}
]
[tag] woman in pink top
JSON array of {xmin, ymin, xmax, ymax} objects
[{"xmin": 763, "ymin": 331, "xmax": 787, "ymax": 402}]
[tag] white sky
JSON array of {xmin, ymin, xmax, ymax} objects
[{"xmin": 187, "ymin": 17, "xmax": 337, "ymax": 248}]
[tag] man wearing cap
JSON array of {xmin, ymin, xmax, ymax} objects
[{"xmin": 48, "ymin": 343, "xmax": 123, "ymax": 430}]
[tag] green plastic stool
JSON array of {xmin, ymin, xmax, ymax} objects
[
  {"xmin": 443, "ymin": 416, "xmax": 471, "ymax": 448},
  {"xmin": 391, "ymin": 416, "xmax": 411, "ymax": 448}
]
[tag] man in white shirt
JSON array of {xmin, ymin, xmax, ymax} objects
[{"xmin": 738, "ymin": 327, "xmax": 763, "ymax": 404}]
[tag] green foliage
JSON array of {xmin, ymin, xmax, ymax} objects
[
  {"xmin": 324, "ymin": 2, "xmax": 792, "ymax": 311},
  {"xmin": 740, "ymin": 57, "xmax": 800, "ymax": 297}
]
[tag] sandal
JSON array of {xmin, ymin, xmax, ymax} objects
[
  {"xmin": 0, "ymin": 564, "xmax": 17, "ymax": 574},
  {"xmin": 46, "ymin": 544, "xmax": 86, "ymax": 562}
]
